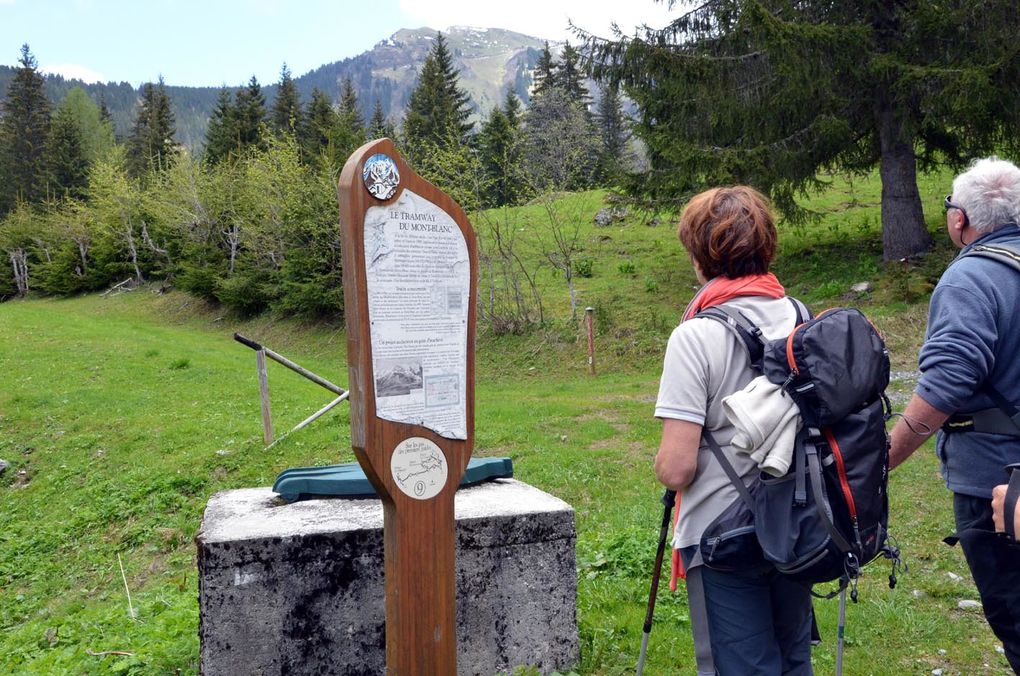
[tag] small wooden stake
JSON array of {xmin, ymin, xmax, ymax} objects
[
  {"xmin": 256, "ymin": 349, "xmax": 273, "ymax": 445},
  {"xmin": 585, "ymin": 306, "xmax": 596, "ymax": 375}
]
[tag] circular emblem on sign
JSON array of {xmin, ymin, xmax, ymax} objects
[
  {"xmin": 363, "ymin": 153, "xmax": 400, "ymax": 201},
  {"xmin": 390, "ymin": 437, "xmax": 448, "ymax": 500}
]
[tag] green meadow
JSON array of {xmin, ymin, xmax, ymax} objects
[{"xmin": 1, "ymin": 171, "xmax": 1014, "ymax": 673}]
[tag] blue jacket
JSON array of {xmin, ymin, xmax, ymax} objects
[{"xmin": 916, "ymin": 224, "xmax": 1020, "ymax": 498}]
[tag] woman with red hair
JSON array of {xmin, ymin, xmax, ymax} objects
[{"xmin": 654, "ymin": 186, "xmax": 814, "ymax": 674}]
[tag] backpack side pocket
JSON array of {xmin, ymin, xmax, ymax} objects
[{"xmin": 700, "ymin": 482, "xmax": 766, "ymax": 571}]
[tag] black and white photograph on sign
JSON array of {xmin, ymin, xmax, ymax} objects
[
  {"xmin": 374, "ymin": 358, "xmax": 423, "ymax": 398},
  {"xmin": 363, "ymin": 189, "xmax": 470, "ymax": 439}
]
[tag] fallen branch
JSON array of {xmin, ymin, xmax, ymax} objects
[
  {"xmin": 101, "ymin": 278, "xmax": 133, "ymax": 298},
  {"xmin": 86, "ymin": 649, "xmax": 134, "ymax": 657}
]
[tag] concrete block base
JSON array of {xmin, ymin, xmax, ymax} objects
[{"xmin": 197, "ymin": 478, "xmax": 578, "ymax": 675}]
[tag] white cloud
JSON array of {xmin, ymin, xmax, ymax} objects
[
  {"xmin": 0, "ymin": 0, "xmax": 17, "ymax": 6},
  {"xmin": 42, "ymin": 63, "xmax": 107, "ymax": 84},
  {"xmin": 398, "ymin": 1, "xmax": 677, "ymax": 42}
]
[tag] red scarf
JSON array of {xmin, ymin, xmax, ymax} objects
[
  {"xmin": 682, "ymin": 273, "xmax": 786, "ymax": 321},
  {"xmin": 670, "ymin": 272, "xmax": 786, "ymax": 590}
]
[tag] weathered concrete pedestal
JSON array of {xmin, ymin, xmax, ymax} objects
[{"xmin": 197, "ymin": 478, "xmax": 578, "ymax": 675}]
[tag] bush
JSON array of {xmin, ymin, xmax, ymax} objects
[
  {"xmin": 574, "ymin": 258, "xmax": 594, "ymax": 278},
  {"xmin": 215, "ymin": 272, "xmax": 276, "ymax": 317}
]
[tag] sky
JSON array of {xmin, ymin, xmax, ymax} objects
[{"xmin": 0, "ymin": 0, "xmax": 678, "ymax": 88}]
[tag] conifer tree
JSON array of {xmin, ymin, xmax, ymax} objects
[
  {"xmin": 596, "ymin": 81, "xmax": 628, "ymax": 181},
  {"xmin": 234, "ymin": 76, "xmax": 267, "ymax": 152},
  {"xmin": 368, "ymin": 99, "xmax": 394, "ymax": 140},
  {"xmin": 479, "ymin": 91, "xmax": 528, "ymax": 207},
  {"xmin": 46, "ymin": 103, "xmax": 89, "ymax": 199},
  {"xmin": 557, "ymin": 42, "xmax": 590, "ymax": 107},
  {"xmin": 403, "ymin": 32, "xmax": 474, "ymax": 159},
  {"xmin": 582, "ymin": 1, "xmax": 1020, "ymax": 260},
  {"xmin": 335, "ymin": 76, "xmax": 365, "ymax": 158},
  {"xmin": 98, "ymin": 94, "xmax": 112, "ymax": 125},
  {"xmin": 204, "ymin": 88, "xmax": 237, "ymax": 164},
  {"xmin": 531, "ymin": 42, "xmax": 557, "ymax": 100},
  {"xmin": 126, "ymin": 77, "xmax": 177, "ymax": 178},
  {"xmin": 271, "ymin": 64, "xmax": 302, "ymax": 137},
  {"xmin": 338, "ymin": 77, "xmax": 363, "ymax": 135},
  {"xmin": 300, "ymin": 87, "xmax": 337, "ymax": 163},
  {"xmin": 0, "ymin": 44, "xmax": 52, "ymax": 212}
]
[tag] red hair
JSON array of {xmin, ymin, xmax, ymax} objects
[{"xmin": 677, "ymin": 186, "xmax": 777, "ymax": 279}]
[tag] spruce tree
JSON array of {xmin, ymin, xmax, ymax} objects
[
  {"xmin": 479, "ymin": 91, "xmax": 528, "ymax": 207},
  {"xmin": 582, "ymin": 1, "xmax": 1020, "ymax": 260},
  {"xmin": 126, "ymin": 77, "xmax": 177, "ymax": 178},
  {"xmin": 596, "ymin": 81, "xmax": 628, "ymax": 181},
  {"xmin": 557, "ymin": 42, "xmax": 590, "ymax": 107},
  {"xmin": 46, "ymin": 102, "xmax": 90, "ymax": 199},
  {"xmin": 204, "ymin": 88, "xmax": 237, "ymax": 164},
  {"xmin": 271, "ymin": 64, "xmax": 302, "ymax": 137},
  {"xmin": 234, "ymin": 76, "xmax": 267, "ymax": 152},
  {"xmin": 403, "ymin": 32, "xmax": 474, "ymax": 159},
  {"xmin": 530, "ymin": 42, "xmax": 558, "ymax": 99},
  {"xmin": 300, "ymin": 87, "xmax": 337, "ymax": 163},
  {"xmin": 0, "ymin": 44, "xmax": 52, "ymax": 212},
  {"xmin": 335, "ymin": 76, "xmax": 365, "ymax": 158},
  {"xmin": 338, "ymin": 77, "xmax": 364, "ymax": 135},
  {"xmin": 368, "ymin": 99, "xmax": 393, "ymax": 140}
]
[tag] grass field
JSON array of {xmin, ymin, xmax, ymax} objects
[{"xmin": 1, "ymin": 171, "xmax": 1015, "ymax": 674}]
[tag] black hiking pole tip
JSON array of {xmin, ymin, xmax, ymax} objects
[{"xmin": 636, "ymin": 488, "xmax": 677, "ymax": 676}]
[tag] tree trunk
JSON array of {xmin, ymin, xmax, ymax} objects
[
  {"xmin": 124, "ymin": 226, "xmax": 144, "ymax": 282},
  {"xmin": 10, "ymin": 249, "xmax": 29, "ymax": 295},
  {"xmin": 877, "ymin": 105, "xmax": 931, "ymax": 260}
]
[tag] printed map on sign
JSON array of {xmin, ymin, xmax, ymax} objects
[{"xmin": 364, "ymin": 189, "xmax": 470, "ymax": 440}]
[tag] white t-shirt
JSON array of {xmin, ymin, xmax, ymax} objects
[{"xmin": 655, "ymin": 295, "xmax": 800, "ymax": 549}]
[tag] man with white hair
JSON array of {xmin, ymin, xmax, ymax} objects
[{"xmin": 890, "ymin": 157, "xmax": 1020, "ymax": 672}]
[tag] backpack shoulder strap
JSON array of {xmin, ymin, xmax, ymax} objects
[
  {"xmin": 694, "ymin": 305, "xmax": 767, "ymax": 372},
  {"xmin": 788, "ymin": 296, "xmax": 812, "ymax": 323},
  {"xmin": 694, "ymin": 296, "xmax": 809, "ymax": 372},
  {"xmin": 956, "ymin": 242, "xmax": 1020, "ymax": 274}
]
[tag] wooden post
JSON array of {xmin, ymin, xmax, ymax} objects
[
  {"xmin": 256, "ymin": 349, "xmax": 273, "ymax": 445},
  {"xmin": 585, "ymin": 306, "xmax": 596, "ymax": 376},
  {"xmin": 338, "ymin": 138, "xmax": 476, "ymax": 675}
]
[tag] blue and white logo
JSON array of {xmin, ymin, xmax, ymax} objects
[{"xmin": 362, "ymin": 153, "xmax": 400, "ymax": 200}]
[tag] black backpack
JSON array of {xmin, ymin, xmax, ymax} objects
[{"xmin": 696, "ymin": 301, "xmax": 903, "ymax": 589}]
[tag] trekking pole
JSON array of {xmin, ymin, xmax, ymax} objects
[
  {"xmin": 636, "ymin": 488, "xmax": 677, "ymax": 676},
  {"xmin": 836, "ymin": 578, "xmax": 848, "ymax": 676}
]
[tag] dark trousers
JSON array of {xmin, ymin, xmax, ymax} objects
[
  {"xmin": 700, "ymin": 564, "xmax": 814, "ymax": 675},
  {"xmin": 954, "ymin": 493, "xmax": 1020, "ymax": 673}
]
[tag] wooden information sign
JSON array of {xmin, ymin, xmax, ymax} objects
[{"xmin": 337, "ymin": 138, "xmax": 477, "ymax": 675}]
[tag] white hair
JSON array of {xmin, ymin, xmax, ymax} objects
[{"xmin": 952, "ymin": 157, "xmax": 1020, "ymax": 233}]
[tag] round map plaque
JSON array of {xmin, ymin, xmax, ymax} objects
[{"xmin": 389, "ymin": 436, "xmax": 448, "ymax": 500}]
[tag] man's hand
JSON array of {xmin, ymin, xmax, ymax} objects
[{"xmin": 992, "ymin": 483, "xmax": 1020, "ymax": 538}]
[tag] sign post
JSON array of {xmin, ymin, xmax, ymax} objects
[{"xmin": 337, "ymin": 138, "xmax": 477, "ymax": 674}]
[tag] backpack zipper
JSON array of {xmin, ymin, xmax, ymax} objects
[
  {"xmin": 784, "ymin": 308, "xmax": 838, "ymax": 377},
  {"xmin": 823, "ymin": 426, "xmax": 864, "ymax": 549}
]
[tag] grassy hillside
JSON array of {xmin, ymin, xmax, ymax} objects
[{"xmin": 2, "ymin": 170, "xmax": 1013, "ymax": 673}]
